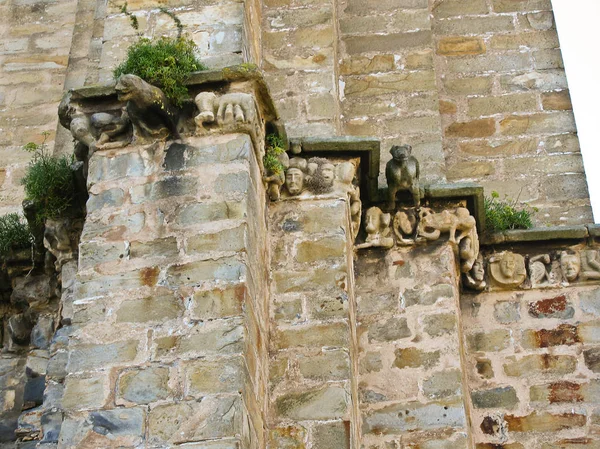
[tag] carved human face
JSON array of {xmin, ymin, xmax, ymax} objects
[
  {"xmin": 561, "ymin": 253, "xmax": 580, "ymax": 281},
  {"xmin": 471, "ymin": 257, "xmax": 485, "ymax": 282},
  {"xmin": 285, "ymin": 168, "xmax": 304, "ymax": 196},
  {"xmin": 364, "ymin": 208, "xmax": 381, "ymax": 234},
  {"xmin": 500, "ymin": 253, "xmax": 516, "ymax": 278},
  {"xmin": 320, "ymin": 163, "xmax": 335, "ymax": 185}
]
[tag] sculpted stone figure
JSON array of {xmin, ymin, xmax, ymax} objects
[
  {"xmin": 489, "ymin": 251, "xmax": 527, "ymax": 288},
  {"xmin": 263, "ymin": 151, "xmax": 290, "ymax": 202},
  {"xmin": 336, "ymin": 161, "xmax": 361, "ymax": 240},
  {"xmin": 285, "ymin": 167, "xmax": 305, "ymax": 196},
  {"xmin": 463, "ymin": 255, "xmax": 487, "ymax": 291},
  {"xmin": 393, "ymin": 210, "xmax": 417, "ymax": 245},
  {"xmin": 43, "ymin": 218, "xmax": 81, "ymax": 272},
  {"xmin": 458, "ymin": 231, "xmax": 480, "ymax": 273},
  {"xmin": 306, "ymin": 157, "xmax": 335, "ymax": 194},
  {"xmin": 560, "ymin": 251, "xmax": 580, "ymax": 282},
  {"xmin": 581, "ymin": 249, "xmax": 600, "ymax": 280},
  {"xmin": 417, "ymin": 207, "xmax": 476, "ymax": 244},
  {"xmin": 356, "ymin": 207, "xmax": 394, "ymax": 249},
  {"xmin": 115, "ymin": 74, "xmax": 179, "ymax": 143},
  {"xmin": 528, "ymin": 254, "xmax": 560, "ymax": 288},
  {"xmin": 194, "ymin": 92, "xmax": 257, "ymax": 128},
  {"xmin": 385, "ymin": 144, "xmax": 420, "ymax": 210}
]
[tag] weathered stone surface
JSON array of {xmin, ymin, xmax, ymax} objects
[
  {"xmin": 273, "ymin": 269, "xmax": 346, "ymax": 294},
  {"xmin": 344, "ymin": 31, "xmax": 432, "ymax": 54},
  {"xmin": 190, "ymin": 285, "xmax": 245, "ymax": 320},
  {"xmin": 505, "ymin": 411, "xmax": 586, "ymax": 432},
  {"xmin": 275, "ymin": 385, "xmax": 348, "ymax": 421},
  {"xmin": 312, "ymin": 421, "xmax": 350, "ymax": 449},
  {"xmin": 445, "ymin": 119, "xmax": 495, "ymax": 138},
  {"xmin": 363, "ymin": 400, "xmax": 465, "ymax": 434},
  {"xmin": 185, "ymin": 357, "xmax": 243, "ymax": 395},
  {"xmin": 297, "ymin": 351, "xmax": 350, "ymax": 381},
  {"xmin": 444, "ymin": 76, "xmax": 493, "ymax": 95},
  {"xmin": 584, "ymin": 347, "xmax": 600, "ymax": 372},
  {"xmin": 580, "ymin": 289, "xmax": 600, "ymax": 316},
  {"xmin": 186, "ymin": 225, "xmax": 246, "ymax": 255},
  {"xmin": 344, "ymin": 72, "xmax": 436, "ymax": 98},
  {"xmin": 423, "ymin": 313, "xmax": 456, "ymax": 337},
  {"xmin": 116, "ymin": 293, "xmax": 184, "ymax": 323},
  {"xmin": 367, "ymin": 317, "xmax": 411, "ymax": 342},
  {"xmin": 268, "ymin": 425, "xmax": 307, "ymax": 449},
  {"xmin": 118, "ymin": 366, "xmax": 170, "ymax": 404},
  {"xmin": 175, "ymin": 201, "xmax": 246, "ymax": 227},
  {"xmin": 67, "ymin": 341, "xmax": 138, "ymax": 373},
  {"xmin": 166, "ymin": 258, "xmax": 245, "ymax": 286},
  {"xmin": 528, "ymin": 295, "xmax": 574, "ymax": 319},
  {"xmin": 422, "ymin": 369, "xmax": 462, "ymax": 399},
  {"xmin": 404, "ymin": 284, "xmax": 455, "ymax": 306},
  {"xmin": 494, "ymin": 301, "xmax": 521, "ymax": 324},
  {"xmin": 274, "ymin": 322, "xmax": 349, "ymax": 349},
  {"xmin": 504, "ymin": 355, "xmax": 577, "ymax": 377},
  {"xmin": 492, "ymin": 0, "xmax": 552, "ymax": 13},
  {"xmin": 472, "ymin": 387, "xmax": 518, "ymax": 409},
  {"xmin": 467, "ymin": 329, "xmax": 510, "ymax": 352},
  {"xmin": 295, "ymin": 236, "xmax": 346, "ymax": 263},
  {"xmin": 500, "ymin": 112, "xmax": 576, "ymax": 135},
  {"xmin": 130, "ymin": 237, "xmax": 178, "ymax": 259},
  {"xmin": 62, "ymin": 375, "xmax": 109, "ymax": 410},
  {"xmin": 393, "ymin": 347, "xmax": 440, "ymax": 369},
  {"xmin": 522, "ymin": 324, "xmax": 580, "ymax": 348},
  {"xmin": 148, "ymin": 397, "xmax": 240, "ymax": 444},
  {"xmin": 87, "ymin": 188, "xmax": 125, "ymax": 212},
  {"xmin": 438, "ymin": 37, "xmax": 486, "ymax": 56}
]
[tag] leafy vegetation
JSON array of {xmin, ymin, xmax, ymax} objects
[
  {"xmin": 484, "ymin": 191, "xmax": 536, "ymax": 232},
  {"xmin": 263, "ymin": 134, "xmax": 286, "ymax": 175},
  {"xmin": 0, "ymin": 213, "xmax": 32, "ymax": 256},
  {"xmin": 112, "ymin": 2, "xmax": 206, "ymax": 106},
  {"xmin": 21, "ymin": 133, "xmax": 75, "ymax": 224}
]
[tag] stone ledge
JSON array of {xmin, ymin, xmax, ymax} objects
[{"xmin": 481, "ymin": 225, "xmax": 592, "ymax": 245}]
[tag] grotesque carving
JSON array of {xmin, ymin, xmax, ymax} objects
[
  {"xmin": 115, "ymin": 74, "xmax": 179, "ymax": 143},
  {"xmin": 90, "ymin": 110, "xmax": 131, "ymax": 148},
  {"xmin": 458, "ymin": 232, "xmax": 480, "ymax": 273},
  {"xmin": 194, "ymin": 92, "xmax": 257, "ymax": 129},
  {"xmin": 306, "ymin": 157, "xmax": 335, "ymax": 194},
  {"xmin": 393, "ymin": 210, "xmax": 417, "ymax": 245},
  {"xmin": 489, "ymin": 251, "xmax": 527, "ymax": 288},
  {"xmin": 356, "ymin": 207, "xmax": 394, "ymax": 249},
  {"xmin": 581, "ymin": 249, "xmax": 600, "ymax": 280},
  {"xmin": 385, "ymin": 145, "xmax": 420, "ymax": 210},
  {"xmin": 528, "ymin": 254, "xmax": 561, "ymax": 288},
  {"xmin": 43, "ymin": 218, "xmax": 81, "ymax": 273},
  {"xmin": 284, "ymin": 158, "xmax": 307, "ymax": 197},
  {"xmin": 560, "ymin": 251, "xmax": 580, "ymax": 283},
  {"xmin": 417, "ymin": 207, "xmax": 476, "ymax": 244},
  {"xmin": 463, "ymin": 255, "xmax": 487, "ymax": 291},
  {"xmin": 263, "ymin": 151, "xmax": 290, "ymax": 202}
]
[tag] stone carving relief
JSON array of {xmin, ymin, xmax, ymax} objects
[
  {"xmin": 43, "ymin": 218, "xmax": 82, "ymax": 275},
  {"xmin": 385, "ymin": 144, "xmax": 421, "ymax": 210},
  {"xmin": 488, "ymin": 251, "xmax": 527, "ymax": 289},
  {"xmin": 355, "ymin": 207, "xmax": 394, "ymax": 249},
  {"xmin": 581, "ymin": 249, "xmax": 600, "ymax": 280},
  {"xmin": 463, "ymin": 255, "xmax": 486, "ymax": 291},
  {"xmin": 560, "ymin": 250, "xmax": 580, "ymax": 283}
]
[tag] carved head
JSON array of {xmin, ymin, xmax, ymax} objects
[
  {"xmin": 390, "ymin": 145, "xmax": 412, "ymax": 162},
  {"xmin": 285, "ymin": 168, "xmax": 304, "ymax": 196},
  {"xmin": 307, "ymin": 157, "xmax": 335, "ymax": 193},
  {"xmin": 500, "ymin": 252, "xmax": 517, "ymax": 278},
  {"xmin": 471, "ymin": 255, "xmax": 485, "ymax": 282},
  {"xmin": 115, "ymin": 74, "xmax": 145, "ymax": 102},
  {"xmin": 364, "ymin": 207, "xmax": 390, "ymax": 237},
  {"xmin": 560, "ymin": 251, "xmax": 580, "ymax": 282}
]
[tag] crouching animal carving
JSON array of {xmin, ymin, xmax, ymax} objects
[
  {"xmin": 115, "ymin": 74, "xmax": 180, "ymax": 143},
  {"xmin": 386, "ymin": 145, "xmax": 420, "ymax": 210},
  {"xmin": 417, "ymin": 207, "xmax": 475, "ymax": 244},
  {"xmin": 356, "ymin": 207, "xmax": 394, "ymax": 249}
]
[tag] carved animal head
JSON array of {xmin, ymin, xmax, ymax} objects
[
  {"xmin": 115, "ymin": 74, "xmax": 148, "ymax": 102},
  {"xmin": 390, "ymin": 145, "xmax": 412, "ymax": 162}
]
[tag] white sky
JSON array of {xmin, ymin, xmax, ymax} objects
[{"xmin": 552, "ymin": 0, "xmax": 600, "ymax": 222}]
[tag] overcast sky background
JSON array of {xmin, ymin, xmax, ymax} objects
[{"xmin": 552, "ymin": 0, "xmax": 600, "ymax": 222}]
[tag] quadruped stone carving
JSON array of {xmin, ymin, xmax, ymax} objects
[
  {"xmin": 356, "ymin": 207, "xmax": 394, "ymax": 249},
  {"xmin": 581, "ymin": 249, "xmax": 600, "ymax": 280},
  {"xmin": 385, "ymin": 144, "xmax": 421, "ymax": 210},
  {"xmin": 489, "ymin": 251, "xmax": 527, "ymax": 289}
]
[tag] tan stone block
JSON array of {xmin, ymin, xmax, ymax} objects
[
  {"xmin": 273, "ymin": 322, "xmax": 349, "ymax": 349},
  {"xmin": 265, "ymin": 7, "xmax": 332, "ymax": 30},
  {"xmin": 443, "ymin": 76, "xmax": 493, "ymax": 95},
  {"xmin": 118, "ymin": 366, "xmax": 170, "ymax": 404},
  {"xmin": 432, "ymin": 0, "xmax": 488, "ymax": 18},
  {"xmin": 533, "ymin": 48, "xmax": 564, "ymax": 69},
  {"xmin": 492, "ymin": 0, "xmax": 552, "ymax": 13},
  {"xmin": 339, "ymin": 16, "xmax": 388, "ymax": 35},
  {"xmin": 524, "ymin": 11, "xmax": 555, "ymax": 30},
  {"xmin": 268, "ymin": 425, "xmax": 307, "ymax": 449},
  {"xmin": 504, "ymin": 355, "xmax": 577, "ymax": 377},
  {"xmin": 383, "ymin": 115, "xmax": 441, "ymax": 135},
  {"xmin": 344, "ymin": 0, "xmax": 428, "ymax": 15},
  {"xmin": 437, "ymin": 37, "xmax": 486, "ymax": 56},
  {"xmin": 297, "ymin": 350, "xmax": 350, "ymax": 381},
  {"xmin": 405, "ymin": 49, "xmax": 434, "ymax": 69},
  {"xmin": 62, "ymin": 375, "xmax": 110, "ymax": 410},
  {"xmin": 190, "ymin": 285, "xmax": 245, "ymax": 320},
  {"xmin": 460, "ymin": 138, "xmax": 538, "ymax": 156},
  {"xmin": 273, "ymin": 268, "xmax": 347, "ymax": 294},
  {"xmin": 468, "ymin": 93, "xmax": 538, "ymax": 117},
  {"xmin": 343, "ymin": 100, "xmax": 397, "ymax": 118},
  {"xmin": 435, "ymin": 15, "xmax": 514, "ymax": 35},
  {"xmin": 175, "ymin": 321, "xmax": 244, "ymax": 357},
  {"xmin": 505, "ymin": 411, "xmax": 586, "ymax": 432},
  {"xmin": 499, "ymin": 112, "xmax": 576, "ymax": 135},
  {"xmin": 186, "ymin": 225, "xmax": 246, "ymax": 255},
  {"xmin": 340, "ymin": 54, "xmax": 394, "ymax": 75},
  {"xmin": 542, "ymin": 90, "xmax": 572, "ymax": 110},
  {"xmin": 306, "ymin": 93, "xmax": 337, "ymax": 120},
  {"xmin": 185, "ymin": 357, "xmax": 244, "ymax": 395},
  {"xmin": 445, "ymin": 118, "xmax": 496, "ymax": 138},
  {"xmin": 116, "ymin": 293, "xmax": 184, "ymax": 323},
  {"xmin": 544, "ymin": 133, "xmax": 579, "ymax": 153},
  {"xmin": 447, "ymin": 53, "xmax": 531, "ymax": 73},
  {"xmin": 489, "ymin": 30, "xmax": 559, "ymax": 50},
  {"xmin": 499, "ymin": 70, "xmax": 567, "ymax": 92},
  {"xmin": 343, "ymin": 30, "xmax": 432, "ymax": 54},
  {"xmin": 274, "ymin": 385, "xmax": 348, "ymax": 420},
  {"xmin": 393, "ymin": 347, "xmax": 440, "ymax": 369},
  {"xmin": 447, "ymin": 161, "xmax": 495, "ymax": 180},
  {"xmin": 67, "ymin": 341, "xmax": 138, "ymax": 373},
  {"xmin": 439, "ymin": 100, "xmax": 457, "ymax": 114},
  {"xmin": 467, "ymin": 329, "xmax": 510, "ymax": 352},
  {"xmin": 166, "ymin": 257, "xmax": 245, "ymax": 287},
  {"xmin": 295, "ymin": 236, "xmax": 346, "ymax": 263},
  {"xmin": 389, "ymin": 9, "xmax": 431, "ymax": 32},
  {"xmin": 130, "ymin": 237, "xmax": 179, "ymax": 259}
]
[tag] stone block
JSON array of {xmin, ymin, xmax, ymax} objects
[
  {"xmin": 528, "ymin": 295, "xmax": 574, "ymax": 319},
  {"xmin": 443, "ymin": 76, "xmax": 493, "ymax": 95},
  {"xmin": 118, "ymin": 366, "xmax": 170, "ymax": 404},
  {"xmin": 460, "ymin": 139, "xmax": 538, "ymax": 157},
  {"xmin": 275, "ymin": 384, "xmax": 348, "ymax": 420},
  {"xmin": 170, "ymin": 321, "xmax": 244, "ymax": 358},
  {"xmin": 467, "ymin": 329, "xmax": 510, "ymax": 352},
  {"xmin": 186, "ymin": 225, "xmax": 246, "ymax": 255},
  {"xmin": 88, "ymin": 151, "xmax": 149, "ymax": 184},
  {"xmin": 185, "ymin": 357, "xmax": 244, "ymax": 395},
  {"xmin": 422, "ymin": 369, "xmax": 462, "ymax": 399},
  {"xmin": 437, "ymin": 37, "xmax": 486, "ymax": 56},
  {"xmin": 67, "ymin": 340, "xmax": 138, "ymax": 373},
  {"xmin": 439, "ymin": 100, "xmax": 457, "ymax": 114},
  {"xmin": 273, "ymin": 200, "xmax": 347, "ymax": 234},
  {"xmin": 423, "ymin": 313, "xmax": 456, "ymax": 337},
  {"xmin": 530, "ymin": 381, "xmax": 584, "ymax": 404},
  {"xmin": 116, "ymin": 292, "xmax": 184, "ymax": 323},
  {"xmin": 148, "ymin": 397, "xmax": 241, "ymax": 444},
  {"xmin": 494, "ymin": 301, "xmax": 521, "ymax": 323},
  {"xmin": 265, "ymin": 7, "xmax": 332, "ymax": 30},
  {"xmin": 500, "ymin": 112, "xmax": 576, "ymax": 135},
  {"xmin": 492, "ymin": 0, "xmax": 552, "ymax": 13},
  {"xmin": 490, "ymin": 31, "xmax": 559, "ymax": 50},
  {"xmin": 445, "ymin": 119, "xmax": 496, "ymax": 138},
  {"xmin": 166, "ymin": 258, "xmax": 245, "ymax": 287},
  {"xmin": 268, "ymin": 424, "xmax": 307, "ymax": 449},
  {"xmin": 393, "ymin": 347, "xmax": 440, "ymax": 369},
  {"xmin": 297, "ymin": 350, "xmax": 350, "ymax": 381},
  {"xmin": 435, "ymin": 15, "xmax": 514, "ymax": 35},
  {"xmin": 295, "ymin": 236, "xmax": 346, "ymax": 263},
  {"xmin": 382, "ymin": 116, "xmax": 441, "ymax": 135},
  {"xmin": 476, "ymin": 358, "xmax": 494, "ymax": 379},
  {"xmin": 339, "ymin": 55, "xmax": 395, "ymax": 75},
  {"xmin": 404, "ymin": 283, "xmax": 455, "ymax": 307},
  {"xmin": 542, "ymin": 90, "xmax": 572, "ymax": 110},
  {"xmin": 175, "ymin": 201, "xmax": 246, "ymax": 227},
  {"xmin": 360, "ymin": 352, "xmax": 383, "ymax": 374},
  {"xmin": 432, "ymin": 0, "xmax": 488, "ymax": 18},
  {"xmin": 499, "ymin": 70, "xmax": 567, "ymax": 92},
  {"xmin": 62, "ymin": 375, "xmax": 109, "ymax": 410},
  {"xmin": 468, "ymin": 93, "xmax": 538, "ymax": 117},
  {"xmin": 273, "ymin": 322, "xmax": 349, "ymax": 349},
  {"xmin": 344, "ymin": 71, "xmax": 436, "ymax": 98},
  {"xmin": 533, "ymin": 49, "xmax": 564, "ymax": 69},
  {"xmin": 504, "ymin": 354, "xmax": 577, "ymax": 377},
  {"xmin": 344, "ymin": 0, "xmax": 428, "ymax": 14},
  {"xmin": 579, "ymin": 321, "xmax": 600, "ymax": 344},
  {"xmin": 447, "ymin": 160, "xmax": 495, "ymax": 179},
  {"xmin": 130, "ymin": 237, "xmax": 179, "ymax": 259},
  {"xmin": 273, "ymin": 269, "xmax": 346, "ymax": 294},
  {"xmin": 580, "ymin": 289, "xmax": 600, "ymax": 316},
  {"xmin": 312, "ymin": 421, "xmax": 350, "ymax": 449},
  {"xmin": 505, "ymin": 411, "xmax": 586, "ymax": 432},
  {"xmin": 190, "ymin": 285, "xmax": 245, "ymax": 320},
  {"xmin": 405, "ymin": 49, "xmax": 434, "ymax": 69},
  {"xmin": 307, "ymin": 293, "xmax": 348, "ymax": 319},
  {"xmin": 367, "ymin": 316, "xmax": 411, "ymax": 342},
  {"xmin": 131, "ymin": 176, "xmax": 198, "ymax": 203},
  {"xmin": 447, "ymin": 53, "xmax": 531, "ymax": 74},
  {"xmin": 471, "ymin": 386, "xmax": 519, "ymax": 409},
  {"xmin": 363, "ymin": 400, "xmax": 465, "ymax": 434},
  {"xmin": 522, "ymin": 324, "xmax": 580, "ymax": 349},
  {"xmin": 86, "ymin": 188, "xmax": 125, "ymax": 212}
]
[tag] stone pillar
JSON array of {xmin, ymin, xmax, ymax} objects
[
  {"xmin": 267, "ymin": 197, "xmax": 358, "ymax": 448},
  {"xmin": 58, "ymin": 133, "xmax": 269, "ymax": 448},
  {"xmin": 355, "ymin": 242, "xmax": 471, "ymax": 448}
]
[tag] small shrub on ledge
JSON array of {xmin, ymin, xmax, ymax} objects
[
  {"xmin": 484, "ymin": 191, "xmax": 536, "ymax": 233},
  {"xmin": 113, "ymin": 3, "xmax": 206, "ymax": 107},
  {"xmin": 0, "ymin": 213, "xmax": 32, "ymax": 257},
  {"xmin": 263, "ymin": 134, "xmax": 286, "ymax": 175}
]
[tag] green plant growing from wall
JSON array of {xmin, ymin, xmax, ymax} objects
[
  {"xmin": 112, "ymin": 2, "xmax": 206, "ymax": 107},
  {"xmin": 263, "ymin": 134, "xmax": 286, "ymax": 175},
  {"xmin": 0, "ymin": 213, "xmax": 32, "ymax": 257},
  {"xmin": 21, "ymin": 132, "xmax": 75, "ymax": 224},
  {"xmin": 484, "ymin": 191, "xmax": 536, "ymax": 232}
]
